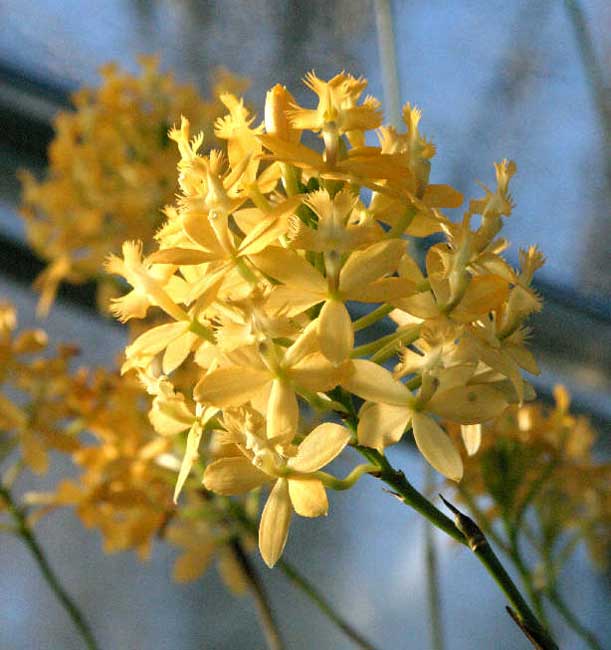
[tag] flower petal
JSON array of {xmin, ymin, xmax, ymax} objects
[
  {"xmin": 288, "ymin": 422, "xmax": 351, "ymax": 473},
  {"xmin": 288, "ymin": 478, "xmax": 328, "ymax": 517},
  {"xmin": 342, "ymin": 360, "xmax": 411, "ymax": 406},
  {"xmin": 289, "ymin": 352, "xmax": 346, "ymax": 392},
  {"xmin": 267, "ymin": 379, "xmax": 298, "ymax": 439},
  {"xmin": 250, "ymin": 247, "xmax": 326, "ymax": 295},
  {"xmin": 259, "ymin": 479, "xmax": 292, "ymax": 567},
  {"xmin": 194, "ymin": 366, "xmax": 270, "ymax": 406},
  {"xmin": 461, "ymin": 424, "xmax": 482, "ymax": 456},
  {"xmin": 412, "ymin": 412, "xmax": 463, "ymax": 482},
  {"xmin": 357, "ymin": 402, "xmax": 412, "ymax": 452},
  {"xmin": 427, "ymin": 385, "xmax": 508, "ymax": 423},
  {"xmin": 174, "ymin": 422, "xmax": 203, "ymax": 502},
  {"xmin": 163, "ymin": 331, "xmax": 198, "ymax": 375},
  {"xmin": 203, "ymin": 457, "xmax": 269, "ymax": 495},
  {"xmin": 318, "ymin": 299, "xmax": 353, "ymax": 365},
  {"xmin": 339, "ymin": 239, "xmax": 405, "ymax": 296}
]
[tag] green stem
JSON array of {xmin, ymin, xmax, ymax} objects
[
  {"xmin": 353, "ymin": 449, "xmax": 558, "ymax": 649},
  {"xmin": 424, "ymin": 466, "xmax": 444, "ymax": 650},
  {"xmin": 0, "ymin": 484, "xmax": 100, "ymax": 650},
  {"xmin": 506, "ymin": 528, "xmax": 549, "ymax": 629},
  {"xmin": 352, "ymin": 304, "xmax": 394, "ymax": 332},
  {"xmin": 356, "ymin": 447, "xmax": 464, "ymax": 543},
  {"xmin": 230, "ymin": 539, "xmax": 284, "ymax": 650},
  {"xmin": 388, "ymin": 205, "xmax": 418, "ymax": 239},
  {"xmin": 275, "ymin": 558, "xmax": 379, "ymax": 650},
  {"xmin": 351, "ymin": 325, "xmax": 420, "ymax": 360},
  {"xmin": 311, "ymin": 464, "xmax": 379, "ymax": 490},
  {"xmin": 564, "ymin": 0, "xmax": 611, "ymax": 152},
  {"xmin": 457, "ymin": 486, "xmax": 510, "ymax": 554},
  {"xmin": 280, "ymin": 163, "xmax": 301, "ymax": 197},
  {"xmin": 374, "ymin": 0, "xmax": 401, "ymax": 129},
  {"xmin": 546, "ymin": 587, "xmax": 604, "ymax": 650}
]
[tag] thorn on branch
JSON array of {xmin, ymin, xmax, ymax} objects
[
  {"xmin": 439, "ymin": 494, "xmax": 487, "ymax": 552},
  {"xmin": 506, "ymin": 606, "xmax": 547, "ymax": 650}
]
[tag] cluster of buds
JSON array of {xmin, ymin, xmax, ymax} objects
[
  {"xmin": 449, "ymin": 386, "xmax": 610, "ymax": 575},
  {"xmin": 106, "ymin": 71, "xmax": 545, "ymax": 567},
  {"xmin": 19, "ymin": 56, "xmax": 248, "ymax": 315}
]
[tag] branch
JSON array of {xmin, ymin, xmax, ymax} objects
[
  {"xmin": 439, "ymin": 495, "xmax": 558, "ymax": 650},
  {"xmin": 0, "ymin": 484, "xmax": 100, "ymax": 650},
  {"xmin": 229, "ymin": 539, "xmax": 284, "ymax": 650}
]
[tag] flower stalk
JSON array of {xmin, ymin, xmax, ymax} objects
[{"xmin": 0, "ymin": 484, "xmax": 100, "ymax": 650}]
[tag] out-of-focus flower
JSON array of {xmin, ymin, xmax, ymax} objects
[
  {"xmin": 0, "ymin": 301, "xmax": 79, "ymax": 474},
  {"xmin": 19, "ymin": 56, "xmax": 249, "ymax": 315},
  {"xmin": 449, "ymin": 386, "xmax": 610, "ymax": 574}
]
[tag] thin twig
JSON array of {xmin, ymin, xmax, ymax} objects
[
  {"xmin": 424, "ymin": 466, "xmax": 444, "ymax": 650},
  {"xmin": 355, "ymin": 441, "xmax": 560, "ymax": 648},
  {"xmin": 439, "ymin": 495, "xmax": 557, "ymax": 650},
  {"xmin": 276, "ymin": 558, "xmax": 379, "ymax": 650},
  {"xmin": 0, "ymin": 484, "xmax": 100, "ymax": 650},
  {"xmin": 230, "ymin": 539, "xmax": 284, "ymax": 650},
  {"xmin": 546, "ymin": 587, "xmax": 604, "ymax": 650},
  {"xmin": 374, "ymin": 0, "xmax": 402, "ymax": 128},
  {"xmin": 223, "ymin": 498, "xmax": 379, "ymax": 650}
]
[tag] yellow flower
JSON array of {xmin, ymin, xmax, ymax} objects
[{"xmin": 204, "ymin": 415, "xmax": 351, "ymax": 567}]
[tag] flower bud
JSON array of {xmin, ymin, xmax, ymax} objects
[{"xmin": 265, "ymin": 84, "xmax": 300, "ymax": 142}]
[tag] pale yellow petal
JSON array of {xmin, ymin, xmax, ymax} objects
[
  {"xmin": 452, "ymin": 275, "xmax": 509, "ymax": 322},
  {"xmin": 282, "ymin": 318, "xmax": 319, "ymax": 366},
  {"xmin": 163, "ymin": 331, "xmax": 198, "ymax": 375},
  {"xmin": 342, "ymin": 359, "xmax": 411, "ymax": 406},
  {"xmin": 318, "ymin": 299, "xmax": 353, "ymax": 365},
  {"xmin": 289, "ymin": 352, "xmax": 345, "ymax": 392},
  {"xmin": 357, "ymin": 402, "xmax": 412, "ymax": 452},
  {"xmin": 267, "ymin": 379, "xmax": 298, "ymax": 439},
  {"xmin": 393, "ymin": 291, "xmax": 439, "ymax": 319},
  {"xmin": 422, "ymin": 184, "xmax": 463, "ymax": 208},
  {"xmin": 339, "ymin": 239, "xmax": 405, "ymax": 296},
  {"xmin": 288, "ymin": 422, "xmax": 351, "ymax": 473},
  {"xmin": 126, "ymin": 322, "xmax": 189, "ymax": 360},
  {"xmin": 412, "ymin": 412, "xmax": 463, "ymax": 482},
  {"xmin": 250, "ymin": 247, "xmax": 326, "ymax": 295},
  {"xmin": 203, "ymin": 457, "xmax": 269, "ymax": 495},
  {"xmin": 259, "ymin": 479, "xmax": 292, "ymax": 567},
  {"xmin": 149, "ymin": 248, "xmax": 218, "ymax": 265},
  {"xmin": 288, "ymin": 478, "xmax": 328, "ymax": 517},
  {"xmin": 427, "ymin": 385, "xmax": 508, "ymax": 424},
  {"xmin": 460, "ymin": 424, "xmax": 482, "ymax": 456},
  {"xmin": 194, "ymin": 366, "xmax": 271, "ymax": 406},
  {"xmin": 353, "ymin": 278, "xmax": 416, "ymax": 303},
  {"xmin": 174, "ymin": 422, "xmax": 203, "ymax": 502},
  {"xmin": 149, "ymin": 394, "xmax": 194, "ymax": 437}
]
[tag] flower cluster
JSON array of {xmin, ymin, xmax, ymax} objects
[
  {"xmin": 107, "ymin": 71, "xmax": 544, "ymax": 567},
  {"xmin": 0, "ymin": 302, "xmax": 79, "ymax": 474},
  {"xmin": 0, "ymin": 303, "xmax": 251, "ymax": 590},
  {"xmin": 449, "ymin": 386, "xmax": 611, "ymax": 574},
  {"xmin": 19, "ymin": 56, "xmax": 248, "ymax": 315}
]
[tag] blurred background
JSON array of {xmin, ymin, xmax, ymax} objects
[{"xmin": 0, "ymin": 1, "xmax": 609, "ymax": 648}]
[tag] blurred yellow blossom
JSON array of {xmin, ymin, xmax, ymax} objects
[
  {"xmin": 19, "ymin": 56, "xmax": 249, "ymax": 315},
  {"xmin": 449, "ymin": 386, "xmax": 610, "ymax": 574}
]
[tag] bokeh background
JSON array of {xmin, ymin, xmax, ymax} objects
[{"xmin": 0, "ymin": 1, "xmax": 609, "ymax": 648}]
